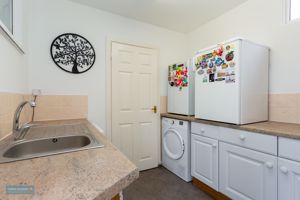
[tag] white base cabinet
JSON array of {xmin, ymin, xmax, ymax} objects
[
  {"xmin": 219, "ymin": 142, "xmax": 277, "ymax": 200},
  {"xmin": 278, "ymin": 158, "xmax": 300, "ymax": 200},
  {"xmin": 191, "ymin": 134, "xmax": 218, "ymax": 190}
]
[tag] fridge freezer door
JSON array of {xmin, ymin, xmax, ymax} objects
[
  {"xmin": 168, "ymin": 85, "xmax": 190, "ymax": 115},
  {"xmin": 194, "ymin": 40, "xmax": 240, "ymax": 124}
]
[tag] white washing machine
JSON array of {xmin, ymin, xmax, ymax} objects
[{"xmin": 162, "ymin": 117, "xmax": 192, "ymax": 182}]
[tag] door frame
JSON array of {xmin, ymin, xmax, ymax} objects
[{"xmin": 105, "ymin": 37, "xmax": 161, "ymax": 162}]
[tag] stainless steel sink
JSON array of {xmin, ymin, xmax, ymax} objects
[{"xmin": 0, "ymin": 123, "xmax": 104, "ymax": 163}]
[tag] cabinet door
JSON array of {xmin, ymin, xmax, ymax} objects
[
  {"xmin": 219, "ymin": 142, "xmax": 277, "ymax": 200},
  {"xmin": 191, "ymin": 134, "xmax": 218, "ymax": 190},
  {"xmin": 278, "ymin": 158, "xmax": 300, "ymax": 200}
]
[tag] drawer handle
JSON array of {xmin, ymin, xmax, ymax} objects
[
  {"xmin": 201, "ymin": 128, "xmax": 205, "ymax": 133},
  {"xmin": 266, "ymin": 162, "xmax": 274, "ymax": 169},
  {"xmin": 280, "ymin": 166, "xmax": 288, "ymax": 174},
  {"xmin": 239, "ymin": 135, "xmax": 246, "ymax": 141},
  {"xmin": 212, "ymin": 143, "xmax": 217, "ymax": 148}
]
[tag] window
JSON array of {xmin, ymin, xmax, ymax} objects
[
  {"xmin": 0, "ymin": 0, "xmax": 13, "ymax": 33},
  {"xmin": 288, "ymin": 0, "xmax": 300, "ymax": 21},
  {"xmin": 0, "ymin": 0, "xmax": 24, "ymax": 53}
]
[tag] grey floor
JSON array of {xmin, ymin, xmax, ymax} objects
[{"xmin": 123, "ymin": 166, "xmax": 213, "ymax": 200}]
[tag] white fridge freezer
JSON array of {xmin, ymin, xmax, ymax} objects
[
  {"xmin": 194, "ymin": 38, "xmax": 269, "ymax": 124},
  {"xmin": 167, "ymin": 61, "xmax": 194, "ymax": 115}
]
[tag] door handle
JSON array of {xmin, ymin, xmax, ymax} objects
[{"xmin": 151, "ymin": 106, "xmax": 157, "ymax": 114}]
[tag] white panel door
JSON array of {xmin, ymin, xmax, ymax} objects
[
  {"xmin": 191, "ymin": 134, "xmax": 218, "ymax": 190},
  {"xmin": 112, "ymin": 42, "xmax": 159, "ymax": 171},
  {"xmin": 219, "ymin": 142, "xmax": 277, "ymax": 200},
  {"xmin": 278, "ymin": 158, "xmax": 300, "ymax": 200}
]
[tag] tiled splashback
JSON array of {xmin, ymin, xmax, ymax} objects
[
  {"xmin": 269, "ymin": 93, "xmax": 300, "ymax": 124},
  {"xmin": 34, "ymin": 95, "xmax": 88, "ymax": 121},
  {"xmin": 161, "ymin": 93, "xmax": 300, "ymax": 124},
  {"xmin": 160, "ymin": 96, "xmax": 167, "ymax": 114},
  {"xmin": 0, "ymin": 93, "xmax": 32, "ymax": 140},
  {"xmin": 0, "ymin": 93, "xmax": 88, "ymax": 140},
  {"xmin": 0, "ymin": 93, "xmax": 297, "ymax": 140}
]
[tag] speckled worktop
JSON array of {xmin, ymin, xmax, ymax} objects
[
  {"xmin": 0, "ymin": 119, "xmax": 139, "ymax": 200},
  {"xmin": 162, "ymin": 113, "xmax": 300, "ymax": 140}
]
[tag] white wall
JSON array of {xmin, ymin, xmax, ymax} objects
[
  {"xmin": 27, "ymin": 0, "xmax": 187, "ymax": 132},
  {"xmin": 187, "ymin": 0, "xmax": 300, "ymax": 94},
  {"xmin": 0, "ymin": 0, "xmax": 28, "ymax": 93}
]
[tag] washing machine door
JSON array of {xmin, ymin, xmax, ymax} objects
[{"xmin": 163, "ymin": 129, "xmax": 185, "ymax": 160}]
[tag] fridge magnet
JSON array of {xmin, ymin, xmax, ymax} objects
[
  {"xmin": 216, "ymin": 77, "xmax": 225, "ymax": 81},
  {"xmin": 222, "ymin": 63, "xmax": 229, "ymax": 69},
  {"xmin": 207, "ymin": 68, "xmax": 213, "ymax": 74},
  {"xmin": 209, "ymin": 60, "xmax": 214, "ymax": 68},
  {"xmin": 229, "ymin": 61, "xmax": 236, "ymax": 68},
  {"xmin": 226, "ymin": 51, "xmax": 234, "ymax": 61},
  {"xmin": 216, "ymin": 46, "xmax": 224, "ymax": 56},
  {"xmin": 212, "ymin": 50, "xmax": 217, "ymax": 57},
  {"xmin": 203, "ymin": 76, "xmax": 208, "ymax": 83},
  {"xmin": 194, "ymin": 55, "xmax": 202, "ymax": 70},
  {"xmin": 206, "ymin": 53, "xmax": 213, "ymax": 59},
  {"xmin": 50, "ymin": 33, "xmax": 96, "ymax": 74},
  {"xmin": 200, "ymin": 60, "xmax": 208, "ymax": 69},
  {"xmin": 213, "ymin": 67, "xmax": 217, "ymax": 73},
  {"xmin": 226, "ymin": 45, "xmax": 231, "ymax": 51},
  {"xmin": 198, "ymin": 69, "xmax": 204, "ymax": 75},
  {"xmin": 225, "ymin": 75, "xmax": 235, "ymax": 83},
  {"xmin": 217, "ymin": 72, "xmax": 226, "ymax": 77},
  {"xmin": 209, "ymin": 74, "xmax": 215, "ymax": 82},
  {"xmin": 215, "ymin": 58, "xmax": 224, "ymax": 66},
  {"xmin": 168, "ymin": 63, "xmax": 189, "ymax": 90}
]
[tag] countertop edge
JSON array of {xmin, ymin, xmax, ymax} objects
[
  {"xmin": 161, "ymin": 113, "xmax": 300, "ymax": 140},
  {"xmin": 0, "ymin": 119, "xmax": 139, "ymax": 200}
]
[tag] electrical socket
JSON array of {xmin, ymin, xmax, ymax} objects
[{"xmin": 32, "ymin": 89, "xmax": 42, "ymax": 96}]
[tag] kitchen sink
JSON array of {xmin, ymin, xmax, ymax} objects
[{"xmin": 0, "ymin": 123, "xmax": 104, "ymax": 163}]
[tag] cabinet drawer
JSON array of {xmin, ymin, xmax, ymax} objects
[
  {"xmin": 219, "ymin": 127, "xmax": 277, "ymax": 155},
  {"xmin": 191, "ymin": 122, "xmax": 220, "ymax": 140},
  {"xmin": 279, "ymin": 137, "xmax": 300, "ymax": 162}
]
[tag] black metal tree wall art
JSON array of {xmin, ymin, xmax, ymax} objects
[{"xmin": 50, "ymin": 33, "xmax": 96, "ymax": 74}]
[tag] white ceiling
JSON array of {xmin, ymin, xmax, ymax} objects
[{"xmin": 71, "ymin": 0, "xmax": 247, "ymax": 33}]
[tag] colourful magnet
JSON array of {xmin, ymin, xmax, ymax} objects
[
  {"xmin": 200, "ymin": 60, "xmax": 208, "ymax": 69},
  {"xmin": 203, "ymin": 76, "xmax": 208, "ymax": 83},
  {"xmin": 209, "ymin": 61, "xmax": 214, "ymax": 68},
  {"xmin": 215, "ymin": 58, "xmax": 224, "ymax": 66},
  {"xmin": 226, "ymin": 51, "xmax": 234, "ymax": 61},
  {"xmin": 222, "ymin": 63, "xmax": 229, "ymax": 69},
  {"xmin": 216, "ymin": 46, "xmax": 224, "ymax": 56},
  {"xmin": 226, "ymin": 45, "xmax": 231, "ymax": 51},
  {"xmin": 212, "ymin": 50, "xmax": 217, "ymax": 57},
  {"xmin": 207, "ymin": 53, "xmax": 213, "ymax": 59},
  {"xmin": 217, "ymin": 72, "xmax": 226, "ymax": 77}
]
